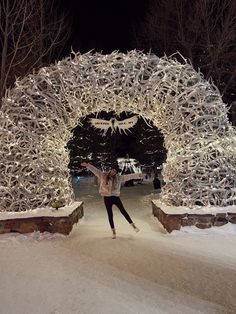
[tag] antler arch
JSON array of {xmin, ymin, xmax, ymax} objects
[{"xmin": 0, "ymin": 50, "xmax": 236, "ymax": 211}]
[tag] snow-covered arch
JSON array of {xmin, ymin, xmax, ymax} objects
[{"xmin": 1, "ymin": 50, "xmax": 236, "ymax": 212}]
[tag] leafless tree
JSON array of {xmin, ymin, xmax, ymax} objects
[
  {"xmin": 133, "ymin": 0, "xmax": 236, "ymax": 105},
  {"xmin": 0, "ymin": 0, "xmax": 71, "ymax": 101}
]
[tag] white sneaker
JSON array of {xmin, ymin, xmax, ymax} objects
[
  {"xmin": 111, "ymin": 229, "xmax": 116, "ymax": 239},
  {"xmin": 131, "ymin": 223, "xmax": 140, "ymax": 233}
]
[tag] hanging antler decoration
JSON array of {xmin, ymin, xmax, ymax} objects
[{"xmin": 90, "ymin": 115, "xmax": 138, "ymax": 135}]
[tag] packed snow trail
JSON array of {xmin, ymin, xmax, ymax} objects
[{"xmin": 0, "ymin": 177, "xmax": 236, "ymax": 314}]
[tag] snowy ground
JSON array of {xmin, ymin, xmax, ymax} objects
[{"xmin": 1, "ymin": 177, "xmax": 236, "ymax": 314}]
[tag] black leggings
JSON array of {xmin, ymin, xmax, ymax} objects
[{"xmin": 104, "ymin": 196, "xmax": 133, "ymax": 229}]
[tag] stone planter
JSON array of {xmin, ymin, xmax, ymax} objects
[
  {"xmin": 152, "ymin": 200, "xmax": 235, "ymax": 233},
  {"xmin": 0, "ymin": 201, "xmax": 83, "ymax": 235}
]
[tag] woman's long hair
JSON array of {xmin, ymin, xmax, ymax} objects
[{"xmin": 104, "ymin": 172, "xmax": 117, "ymax": 188}]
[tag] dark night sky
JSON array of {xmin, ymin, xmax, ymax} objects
[
  {"xmin": 60, "ymin": 0, "xmax": 149, "ymax": 54},
  {"xmin": 58, "ymin": 1, "xmax": 155, "ymax": 162}
]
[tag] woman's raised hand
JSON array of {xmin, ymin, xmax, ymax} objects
[{"xmin": 80, "ymin": 162, "xmax": 88, "ymax": 167}]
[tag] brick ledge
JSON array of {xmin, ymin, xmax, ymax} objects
[
  {"xmin": 152, "ymin": 201, "xmax": 236, "ymax": 233},
  {"xmin": 0, "ymin": 202, "xmax": 84, "ymax": 235}
]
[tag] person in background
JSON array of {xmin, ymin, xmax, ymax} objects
[{"xmin": 80, "ymin": 162, "xmax": 144, "ymax": 239}]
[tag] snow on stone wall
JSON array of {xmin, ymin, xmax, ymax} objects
[{"xmin": 0, "ymin": 50, "xmax": 236, "ymax": 211}]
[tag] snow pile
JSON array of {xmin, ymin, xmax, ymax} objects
[
  {"xmin": 152, "ymin": 199, "xmax": 236, "ymax": 214},
  {"xmin": 0, "ymin": 201, "xmax": 83, "ymax": 220},
  {"xmin": 0, "ymin": 231, "xmax": 65, "ymax": 243},
  {"xmin": 172, "ymin": 223, "xmax": 236, "ymax": 235}
]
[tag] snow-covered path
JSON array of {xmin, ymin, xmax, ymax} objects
[{"xmin": 1, "ymin": 177, "xmax": 236, "ymax": 314}]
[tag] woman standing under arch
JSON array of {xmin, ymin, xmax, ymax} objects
[{"xmin": 81, "ymin": 162, "xmax": 144, "ymax": 239}]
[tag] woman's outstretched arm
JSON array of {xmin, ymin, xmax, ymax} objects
[
  {"xmin": 121, "ymin": 173, "xmax": 145, "ymax": 183},
  {"xmin": 81, "ymin": 162, "xmax": 102, "ymax": 178}
]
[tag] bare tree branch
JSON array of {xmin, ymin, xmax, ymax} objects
[
  {"xmin": 133, "ymin": 0, "xmax": 236, "ymax": 105},
  {"xmin": 0, "ymin": 0, "xmax": 71, "ymax": 102}
]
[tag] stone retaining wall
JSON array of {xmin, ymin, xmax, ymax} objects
[
  {"xmin": 0, "ymin": 202, "xmax": 84, "ymax": 235},
  {"xmin": 152, "ymin": 201, "xmax": 236, "ymax": 233}
]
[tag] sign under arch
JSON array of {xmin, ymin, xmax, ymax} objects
[{"xmin": 0, "ymin": 50, "xmax": 236, "ymax": 211}]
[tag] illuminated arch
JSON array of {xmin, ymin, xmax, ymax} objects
[{"xmin": 1, "ymin": 50, "xmax": 236, "ymax": 211}]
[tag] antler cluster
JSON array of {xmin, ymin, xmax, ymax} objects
[{"xmin": 0, "ymin": 50, "xmax": 236, "ymax": 211}]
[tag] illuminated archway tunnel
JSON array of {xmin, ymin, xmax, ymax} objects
[
  {"xmin": 1, "ymin": 50, "xmax": 236, "ymax": 211},
  {"xmin": 67, "ymin": 110, "xmax": 166, "ymax": 173}
]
